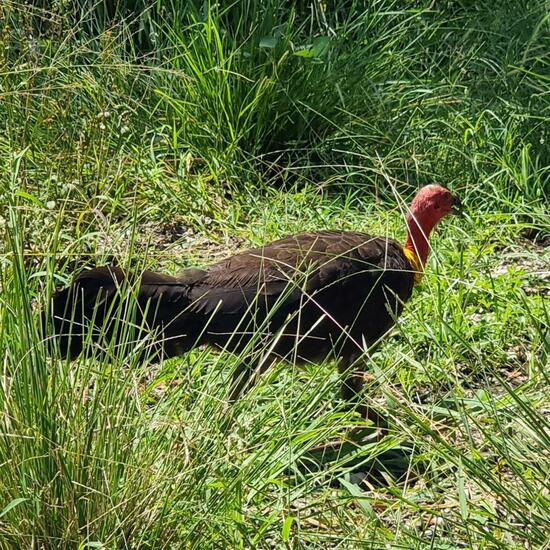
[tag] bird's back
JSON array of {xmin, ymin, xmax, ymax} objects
[{"xmin": 182, "ymin": 230, "xmax": 416, "ymax": 362}]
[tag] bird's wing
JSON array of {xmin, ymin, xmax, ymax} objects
[
  {"xmin": 186, "ymin": 236, "xmax": 311, "ymax": 315},
  {"xmin": 185, "ymin": 231, "xmax": 405, "ymax": 315}
]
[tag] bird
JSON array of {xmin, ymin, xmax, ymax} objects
[{"xmin": 45, "ymin": 184, "xmax": 460, "ymax": 420}]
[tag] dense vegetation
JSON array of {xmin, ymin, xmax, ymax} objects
[{"xmin": 0, "ymin": 1, "xmax": 548, "ymax": 548}]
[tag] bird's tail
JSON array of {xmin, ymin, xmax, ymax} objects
[{"xmin": 43, "ymin": 266, "xmax": 198, "ymax": 361}]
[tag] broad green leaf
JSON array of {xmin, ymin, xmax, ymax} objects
[
  {"xmin": 260, "ymin": 36, "xmax": 278, "ymax": 49},
  {"xmin": 339, "ymin": 479, "xmax": 377, "ymax": 520},
  {"xmin": 294, "ymin": 47, "xmax": 315, "ymax": 58},
  {"xmin": 281, "ymin": 515, "xmax": 294, "ymax": 542},
  {"xmin": 0, "ymin": 498, "xmax": 28, "ymax": 519},
  {"xmin": 312, "ymin": 36, "xmax": 330, "ymax": 57},
  {"xmin": 15, "ymin": 190, "xmax": 44, "ymax": 208}
]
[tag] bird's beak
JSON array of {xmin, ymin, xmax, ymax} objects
[{"xmin": 452, "ymin": 195, "xmax": 464, "ymax": 215}]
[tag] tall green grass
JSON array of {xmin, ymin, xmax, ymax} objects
[
  {"xmin": 0, "ymin": 0, "xmax": 548, "ymax": 548},
  {"xmin": 2, "ymin": 1, "xmax": 548, "ymax": 196}
]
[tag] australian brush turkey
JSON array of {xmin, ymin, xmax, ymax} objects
[{"xmin": 45, "ymin": 184, "xmax": 460, "ymax": 416}]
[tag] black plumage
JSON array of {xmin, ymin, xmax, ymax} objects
[
  {"xmin": 48, "ymin": 231, "xmax": 414, "ymax": 361},
  {"xmin": 46, "ymin": 231, "xmax": 415, "ymax": 415}
]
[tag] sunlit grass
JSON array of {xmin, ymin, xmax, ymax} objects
[{"xmin": 0, "ymin": 1, "xmax": 549, "ymax": 548}]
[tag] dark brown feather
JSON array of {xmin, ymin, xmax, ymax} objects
[{"xmin": 46, "ymin": 230, "xmax": 415, "ymax": 365}]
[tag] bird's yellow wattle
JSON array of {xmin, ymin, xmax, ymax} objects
[{"xmin": 403, "ymin": 247, "xmax": 423, "ymax": 286}]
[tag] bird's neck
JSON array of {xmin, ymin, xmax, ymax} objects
[{"xmin": 404, "ymin": 214, "xmax": 437, "ymax": 267}]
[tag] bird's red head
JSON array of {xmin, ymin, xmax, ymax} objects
[{"xmin": 405, "ymin": 184, "xmax": 459, "ymax": 268}]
